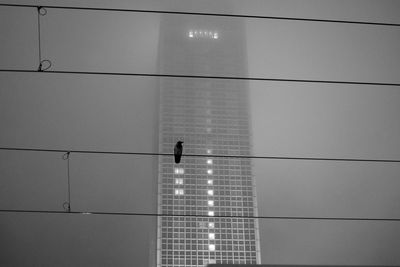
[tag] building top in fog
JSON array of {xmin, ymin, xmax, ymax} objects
[{"xmin": 157, "ymin": 11, "xmax": 260, "ymax": 267}]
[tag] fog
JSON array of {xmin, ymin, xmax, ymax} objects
[{"xmin": 1, "ymin": 0, "xmax": 400, "ymax": 266}]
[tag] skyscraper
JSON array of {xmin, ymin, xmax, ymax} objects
[{"xmin": 157, "ymin": 12, "xmax": 260, "ymax": 267}]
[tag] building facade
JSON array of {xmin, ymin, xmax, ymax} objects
[{"xmin": 157, "ymin": 13, "xmax": 260, "ymax": 267}]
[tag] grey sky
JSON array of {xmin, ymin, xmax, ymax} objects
[{"xmin": 1, "ymin": 0, "xmax": 400, "ymax": 266}]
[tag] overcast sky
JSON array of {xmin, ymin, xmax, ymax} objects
[{"xmin": 1, "ymin": 0, "xmax": 400, "ymax": 266}]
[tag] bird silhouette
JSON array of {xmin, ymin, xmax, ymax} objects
[{"xmin": 174, "ymin": 141, "xmax": 184, "ymax": 164}]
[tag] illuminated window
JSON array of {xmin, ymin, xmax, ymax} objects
[
  {"xmin": 209, "ymin": 233, "xmax": 215, "ymax": 240},
  {"xmin": 208, "ymin": 222, "xmax": 215, "ymax": 228},
  {"xmin": 174, "ymin": 168, "xmax": 184, "ymax": 174},
  {"xmin": 207, "ymin": 149, "xmax": 212, "ymax": 154},
  {"xmin": 175, "ymin": 178, "xmax": 183, "ymax": 185},
  {"xmin": 209, "ymin": 259, "xmax": 216, "ymax": 264},
  {"xmin": 207, "ymin": 159, "xmax": 213, "ymax": 164},
  {"xmin": 208, "ymin": 211, "xmax": 214, "ymax": 216},
  {"xmin": 207, "ymin": 169, "xmax": 213, "ymax": 175},
  {"xmin": 207, "ymin": 190, "xmax": 214, "ymax": 196},
  {"xmin": 175, "ymin": 189, "xmax": 184, "ymax": 195},
  {"xmin": 208, "ymin": 200, "xmax": 214, "ymax": 207},
  {"xmin": 209, "ymin": 244, "xmax": 216, "ymax": 251},
  {"xmin": 207, "ymin": 180, "xmax": 213, "ymax": 185},
  {"xmin": 188, "ymin": 30, "xmax": 218, "ymax": 39}
]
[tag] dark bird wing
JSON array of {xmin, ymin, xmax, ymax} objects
[
  {"xmin": 174, "ymin": 154, "xmax": 181, "ymax": 164},
  {"xmin": 174, "ymin": 143, "xmax": 183, "ymax": 164}
]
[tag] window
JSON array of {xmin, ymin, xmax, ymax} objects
[
  {"xmin": 208, "ymin": 211, "xmax": 214, "ymax": 216},
  {"xmin": 209, "ymin": 244, "xmax": 216, "ymax": 251},
  {"xmin": 175, "ymin": 178, "xmax": 183, "ymax": 185},
  {"xmin": 174, "ymin": 168, "xmax": 184, "ymax": 174},
  {"xmin": 209, "ymin": 233, "xmax": 215, "ymax": 240},
  {"xmin": 207, "ymin": 159, "xmax": 213, "ymax": 164},
  {"xmin": 188, "ymin": 30, "xmax": 219, "ymax": 39},
  {"xmin": 207, "ymin": 169, "xmax": 213, "ymax": 175},
  {"xmin": 207, "ymin": 190, "xmax": 214, "ymax": 196},
  {"xmin": 208, "ymin": 180, "xmax": 213, "ymax": 185},
  {"xmin": 175, "ymin": 189, "xmax": 184, "ymax": 195},
  {"xmin": 208, "ymin": 200, "xmax": 214, "ymax": 207}
]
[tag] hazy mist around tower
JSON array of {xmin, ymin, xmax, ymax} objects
[{"xmin": 1, "ymin": 0, "xmax": 400, "ymax": 266}]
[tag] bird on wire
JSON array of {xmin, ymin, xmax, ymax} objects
[{"xmin": 174, "ymin": 141, "xmax": 184, "ymax": 164}]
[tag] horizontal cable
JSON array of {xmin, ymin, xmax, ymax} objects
[
  {"xmin": 0, "ymin": 209, "xmax": 398, "ymax": 222},
  {"xmin": 0, "ymin": 209, "xmax": 399, "ymax": 221},
  {"xmin": 1, "ymin": 69, "xmax": 400, "ymax": 87},
  {"xmin": 1, "ymin": 3, "xmax": 400, "ymax": 27},
  {"xmin": 1, "ymin": 147, "xmax": 399, "ymax": 163}
]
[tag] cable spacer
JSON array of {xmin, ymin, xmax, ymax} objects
[
  {"xmin": 37, "ymin": 6, "xmax": 47, "ymax": 16},
  {"xmin": 62, "ymin": 151, "xmax": 71, "ymax": 160},
  {"xmin": 63, "ymin": 202, "xmax": 71, "ymax": 212},
  {"xmin": 38, "ymin": 59, "xmax": 52, "ymax": 72}
]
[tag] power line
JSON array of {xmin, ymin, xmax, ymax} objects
[
  {"xmin": 1, "ymin": 69, "xmax": 400, "ymax": 87},
  {"xmin": 1, "ymin": 3, "xmax": 400, "ymax": 27},
  {"xmin": 0, "ymin": 209, "xmax": 399, "ymax": 222},
  {"xmin": 1, "ymin": 147, "xmax": 399, "ymax": 163}
]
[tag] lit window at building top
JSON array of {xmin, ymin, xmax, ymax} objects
[{"xmin": 188, "ymin": 30, "xmax": 219, "ymax": 39}]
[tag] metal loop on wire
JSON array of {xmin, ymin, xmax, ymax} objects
[
  {"xmin": 38, "ymin": 59, "xmax": 52, "ymax": 72},
  {"xmin": 63, "ymin": 202, "xmax": 71, "ymax": 212},
  {"xmin": 62, "ymin": 151, "xmax": 71, "ymax": 160},
  {"xmin": 38, "ymin": 6, "xmax": 47, "ymax": 16}
]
